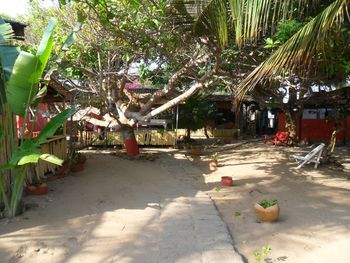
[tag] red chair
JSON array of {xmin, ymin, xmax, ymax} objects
[{"xmin": 264, "ymin": 131, "xmax": 290, "ymax": 146}]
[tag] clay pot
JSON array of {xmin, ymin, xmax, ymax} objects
[
  {"xmin": 77, "ymin": 155, "xmax": 87, "ymax": 164},
  {"xmin": 56, "ymin": 162, "xmax": 69, "ymax": 178},
  {"xmin": 221, "ymin": 176, "xmax": 233, "ymax": 186},
  {"xmin": 254, "ymin": 203, "xmax": 280, "ymax": 222},
  {"xmin": 223, "ymin": 137, "xmax": 232, "ymax": 144},
  {"xmin": 183, "ymin": 143, "xmax": 190, "ymax": 150},
  {"xmin": 25, "ymin": 183, "xmax": 48, "ymax": 195},
  {"xmin": 209, "ymin": 160, "xmax": 218, "ymax": 170},
  {"xmin": 70, "ymin": 163, "xmax": 84, "ymax": 173}
]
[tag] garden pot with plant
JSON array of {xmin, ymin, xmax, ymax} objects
[
  {"xmin": 254, "ymin": 199, "xmax": 280, "ymax": 222},
  {"xmin": 221, "ymin": 176, "xmax": 233, "ymax": 186},
  {"xmin": 56, "ymin": 161, "xmax": 70, "ymax": 178},
  {"xmin": 25, "ymin": 183, "xmax": 49, "ymax": 195},
  {"xmin": 77, "ymin": 153, "xmax": 87, "ymax": 164},
  {"xmin": 70, "ymin": 161, "xmax": 84, "ymax": 173},
  {"xmin": 209, "ymin": 152, "xmax": 219, "ymax": 170},
  {"xmin": 183, "ymin": 142, "xmax": 190, "ymax": 150}
]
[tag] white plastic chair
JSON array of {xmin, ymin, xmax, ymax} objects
[{"xmin": 292, "ymin": 143, "xmax": 325, "ymax": 169}]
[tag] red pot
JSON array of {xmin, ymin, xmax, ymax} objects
[
  {"xmin": 78, "ymin": 155, "xmax": 87, "ymax": 164},
  {"xmin": 25, "ymin": 183, "xmax": 49, "ymax": 195},
  {"xmin": 70, "ymin": 163, "xmax": 84, "ymax": 173},
  {"xmin": 221, "ymin": 176, "xmax": 233, "ymax": 186},
  {"xmin": 56, "ymin": 162, "xmax": 69, "ymax": 178}
]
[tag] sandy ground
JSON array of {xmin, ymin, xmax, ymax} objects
[
  {"xmin": 192, "ymin": 141, "xmax": 350, "ymax": 263},
  {"xmin": 0, "ymin": 148, "xmax": 241, "ymax": 263},
  {"xmin": 1, "ymin": 142, "xmax": 350, "ymax": 263}
]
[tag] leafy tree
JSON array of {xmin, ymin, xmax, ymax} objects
[
  {"xmin": 172, "ymin": 0, "xmax": 350, "ymax": 140},
  {"xmin": 179, "ymin": 94, "xmax": 217, "ymax": 140}
]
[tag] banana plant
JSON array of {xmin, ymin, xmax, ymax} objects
[{"xmin": 0, "ymin": 18, "xmax": 76, "ymax": 217}]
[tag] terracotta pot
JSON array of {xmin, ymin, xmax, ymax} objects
[
  {"xmin": 221, "ymin": 176, "xmax": 233, "ymax": 186},
  {"xmin": 78, "ymin": 155, "xmax": 87, "ymax": 164},
  {"xmin": 254, "ymin": 203, "xmax": 280, "ymax": 222},
  {"xmin": 183, "ymin": 143, "xmax": 190, "ymax": 150},
  {"xmin": 70, "ymin": 163, "xmax": 84, "ymax": 173},
  {"xmin": 25, "ymin": 183, "xmax": 48, "ymax": 195},
  {"xmin": 209, "ymin": 160, "xmax": 218, "ymax": 170},
  {"xmin": 56, "ymin": 162, "xmax": 69, "ymax": 178},
  {"xmin": 223, "ymin": 137, "xmax": 232, "ymax": 144}
]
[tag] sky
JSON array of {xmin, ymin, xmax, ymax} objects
[{"xmin": 0, "ymin": 0, "xmax": 57, "ymax": 18}]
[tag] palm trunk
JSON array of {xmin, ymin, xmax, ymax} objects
[
  {"xmin": 284, "ymin": 110, "xmax": 301, "ymax": 143},
  {"xmin": 186, "ymin": 128, "xmax": 191, "ymax": 141}
]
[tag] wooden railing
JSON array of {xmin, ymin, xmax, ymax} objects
[
  {"xmin": 78, "ymin": 128, "xmax": 240, "ymax": 147},
  {"xmin": 26, "ymin": 135, "xmax": 67, "ymax": 182}
]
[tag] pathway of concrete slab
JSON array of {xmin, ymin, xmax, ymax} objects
[{"xmin": 0, "ymin": 151, "xmax": 243, "ymax": 263}]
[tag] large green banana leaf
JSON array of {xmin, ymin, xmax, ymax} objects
[
  {"xmin": 5, "ymin": 18, "xmax": 57, "ymax": 116},
  {"xmin": 4, "ymin": 109, "xmax": 74, "ymax": 169},
  {"xmin": 0, "ymin": 22, "xmax": 18, "ymax": 106}
]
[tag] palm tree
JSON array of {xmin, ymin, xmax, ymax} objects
[{"xmin": 172, "ymin": 0, "xmax": 349, "ymax": 95}]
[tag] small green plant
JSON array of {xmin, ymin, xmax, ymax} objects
[
  {"xmin": 214, "ymin": 186, "xmax": 221, "ymax": 192},
  {"xmin": 234, "ymin": 211, "xmax": 241, "ymax": 217},
  {"xmin": 259, "ymin": 199, "xmax": 278, "ymax": 209},
  {"xmin": 254, "ymin": 245, "xmax": 272, "ymax": 262},
  {"xmin": 210, "ymin": 152, "xmax": 219, "ymax": 161}
]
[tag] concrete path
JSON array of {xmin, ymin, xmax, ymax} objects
[{"xmin": 0, "ymin": 150, "xmax": 243, "ymax": 263}]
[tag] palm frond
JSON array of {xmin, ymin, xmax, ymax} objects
[
  {"xmin": 172, "ymin": 0, "xmax": 228, "ymax": 49},
  {"xmin": 237, "ymin": 0, "xmax": 349, "ymax": 99},
  {"xmin": 173, "ymin": 0, "xmax": 325, "ymax": 48}
]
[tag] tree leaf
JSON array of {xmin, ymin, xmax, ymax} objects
[
  {"xmin": 17, "ymin": 153, "xmax": 41, "ymax": 165},
  {"xmin": 36, "ymin": 18, "xmax": 57, "ymax": 76},
  {"xmin": 39, "ymin": 153, "xmax": 63, "ymax": 165},
  {"xmin": 35, "ymin": 108, "xmax": 74, "ymax": 144},
  {"xmin": 5, "ymin": 52, "xmax": 42, "ymax": 116},
  {"xmin": 0, "ymin": 22, "xmax": 13, "ymax": 45}
]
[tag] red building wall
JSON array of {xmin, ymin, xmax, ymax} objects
[
  {"xmin": 277, "ymin": 112, "xmax": 350, "ymax": 144},
  {"xmin": 16, "ymin": 104, "xmax": 48, "ymax": 138}
]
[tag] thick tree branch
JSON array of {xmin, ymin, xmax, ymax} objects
[{"xmin": 139, "ymin": 53, "xmax": 205, "ymax": 115}]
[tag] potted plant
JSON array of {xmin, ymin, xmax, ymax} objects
[
  {"xmin": 76, "ymin": 152, "xmax": 87, "ymax": 164},
  {"xmin": 183, "ymin": 142, "xmax": 190, "ymax": 150},
  {"xmin": 25, "ymin": 182, "xmax": 49, "ymax": 195},
  {"xmin": 221, "ymin": 176, "xmax": 233, "ymax": 186},
  {"xmin": 209, "ymin": 152, "xmax": 219, "ymax": 170},
  {"xmin": 56, "ymin": 160, "xmax": 70, "ymax": 178},
  {"xmin": 254, "ymin": 199, "xmax": 280, "ymax": 222},
  {"xmin": 68, "ymin": 150, "xmax": 85, "ymax": 173}
]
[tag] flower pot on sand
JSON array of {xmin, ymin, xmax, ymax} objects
[
  {"xmin": 77, "ymin": 154, "xmax": 87, "ymax": 164},
  {"xmin": 183, "ymin": 143, "xmax": 190, "ymax": 150},
  {"xmin": 25, "ymin": 183, "xmax": 49, "ymax": 195},
  {"xmin": 221, "ymin": 176, "xmax": 233, "ymax": 186},
  {"xmin": 70, "ymin": 162, "xmax": 84, "ymax": 173},
  {"xmin": 56, "ymin": 161, "xmax": 69, "ymax": 178},
  {"xmin": 209, "ymin": 160, "xmax": 218, "ymax": 170},
  {"xmin": 254, "ymin": 199, "xmax": 280, "ymax": 222}
]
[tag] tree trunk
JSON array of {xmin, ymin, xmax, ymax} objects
[
  {"xmin": 120, "ymin": 125, "xmax": 139, "ymax": 156},
  {"xmin": 186, "ymin": 128, "xmax": 191, "ymax": 142},
  {"xmin": 284, "ymin": 110, "xmax": 301, "ymax": 144},
  {"xmin": 204, "ymin": 126, "xmax": 210, "ymax": 139}
]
